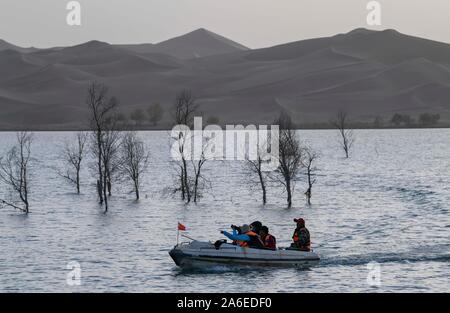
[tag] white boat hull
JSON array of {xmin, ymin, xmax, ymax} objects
[{"xmin": 169, "ymin": 240, "xmax": 320, "ymax": 269}]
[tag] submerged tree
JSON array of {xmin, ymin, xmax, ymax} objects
[
  {"xmin": 0, "ymin": 132, "xmax": 33, "ymax": 213},
  {"xmin": 86, "ymin": 82, "xmax": 121, "ymax": 212},
  {"xmin": 332, "ymin": 110, "xmax": 355, "ymax": 158},
  {"xmin": 246, "ymin": 139, "xmax": 271, "ymax": 205},
  {"xmin": 120, "ymin": 132, "xmax": 149, "ymax": 200},
  {"xmin": 275, "ymin": 112, "xmax": 302, "ymax": 208},
  {"xmin": 100, "ymin": 116, "xmax": 122, "ymax": 202},
  {"xmin": 59, "ymin": 131, "xmax": 88, "ymax": 194},
  {"xmin": 303, "ymin": 146, "xmax": 319, "ymax": 205},
  {"xmin": 172, "ymin": 89, "xmax": 198, "ymax": 203},
  {"xmin": 191, "ymin": 136, "xmax": 210, "ymax": 203},
  {"xmin": 247, "ymin": 153, "xmax": 268, "ymax": 205},
  {"xmin": 169, "ymin": 90, "xmax": 212, "ymax": 203}
]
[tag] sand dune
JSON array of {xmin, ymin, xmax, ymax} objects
[
  {"xmin": 0, "ymin": 50, "xmax": 40, "ymax": 81},
  {"xmin": 119, "ymin": 28, "xmax": 249, "ymax": 59},
  {"xmin": 0, "ymin": 39, "xmax": 38, "ymax": 54},
  {"xmin": 1, "ymin": 28, "xmax": 450, "ymax": 129},
  {"xmin": 4, "ymin": 63, "xmax": 97, "ymax": 92}
]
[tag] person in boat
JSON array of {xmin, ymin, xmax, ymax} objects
[
  {"xmin": 291, "ymin": 218, "xmax": 311, "ymax": 251},
  {"xmin": 250, "ymin": 221, "xmax": 263, "ymax": 234},
  {"xmin": 228, "ymin": 225, "xmax": 241, "ymax": 246},
  {"xmin": 221, "ymin": 224, "xmax": 265, "ymax": 249},
  {"xmin": 259, "ymin": 226, "xmax": 277, "ymax": 250}
]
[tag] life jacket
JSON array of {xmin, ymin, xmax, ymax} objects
[
  {"xmin": 239, "ymin": 231, "xmax": 264, "ymax": 249},
  {"xmin": 292, "ymin": 227, "xmax": 311, "ymax": 251},
  {"xmin": 263, "ymin": 234, "xmax": 277, "ymax": 250}
]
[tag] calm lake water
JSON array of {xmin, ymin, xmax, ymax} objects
[{"xmin": 0, "ymin": 129, "xmax": 449, "ymax": 292}]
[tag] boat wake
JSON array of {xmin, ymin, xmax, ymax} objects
[
  {"xmin": 319, "ymin": 251, "xmax": 450, "ymax": 267},
  {"xmin": 174, "ymin": 265, "xmax": 267, "ymax": 275}
]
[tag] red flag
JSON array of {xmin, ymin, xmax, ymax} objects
[{"xmin": 178, "ymin": 222, "xmax": 186, "ymax": 231}]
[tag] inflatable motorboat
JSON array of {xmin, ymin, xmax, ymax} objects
[{"xmin": 169, "ymin": 240, "xmax": 320, "ymax": 269}]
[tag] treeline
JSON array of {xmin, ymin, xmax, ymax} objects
[
  {"xmin": 125, "ymin": 103, "xmax": 164, "ymax": 127},
  {"xmin": 0, "ymin": 83, "xmax": 358, "ymax": 214},
  {"xmin": 118, "ymin": 104, "xmax": 221, "ymax": 129},
  {"xmin": 372, "ymin": 113, "xmax": 442, "ymax": 128}
]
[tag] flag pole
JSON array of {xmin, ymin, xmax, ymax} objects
[{"xmin": 177, "ymin": 227, "xmax": 179, "ymax": 246}]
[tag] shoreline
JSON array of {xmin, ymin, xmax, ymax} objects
[{"xmin": 0, "ymin": 125, "xmax": 448, "ymax": 132}]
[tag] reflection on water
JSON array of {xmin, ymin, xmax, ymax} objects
[{"xmin": 0, "ymin": 129, "xmax": 449, "ymax": 292}]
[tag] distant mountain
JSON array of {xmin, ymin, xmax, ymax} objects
[
  {"xmin": 1, "ymin": 28, "xmax": 450, "ymax": 130},
  {"xmin": 0, "ymin": 39, "xmax": 38, "ymax": 53},
  {"xmin": 118, "ymin": 28, "xmax": 249, "ymax": 59},
  {"xmin": 245, "ymin": 28, "xmax": 450, "ymax": 65}
]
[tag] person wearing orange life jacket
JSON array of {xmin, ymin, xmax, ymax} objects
[
  {"xmin": 221, "ymin": 224, "xmax": 265, "ymax": 249},
  {"xmin": 291, "ymin": 218, "xmax": 311, "ymax": 251},
  {"xmin": 259, "ymin": 226, "xmax": 277, "ymax": 250}
]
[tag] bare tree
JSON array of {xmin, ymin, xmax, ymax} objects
[
  {"xmin": 87, "ymin": 82, "xmax": 109, "ymax": 205},
  {"xmin": 246, "ymin": 139, "xmax": 271, "ymax": 205},
  {"xmin": 247, "ymin": 155, "xmax": 267, "ymax": 205},
  {"xmin": 0, "ymin": 132, "xmax": 33, "ymax": 213},
  {"xmin": 172, "ymin": 89, "xmax": 198, "ymax": 203},
  {"xmin": 100, "ymin": 117, "xmax": 122, "ymax": 208},
  {"xmin": 147, "ymin": 103, "xmax": 164, "ymax": 126},
  {"xmin": 175, "ymin": 131, "xmax": 191, "ymax": 202},
  {"xmin": 86, "ymin": 82, "xmax": 121, "ymax": 212},
  {"xmin": 173, "ymin": 90, "xmax": 198, "ymax": 127},
  {"xmin": 120, "ymin": 132, "xmax": 149, "ymax": 200},
  {"xmin": 332, "ymin": 110, "xmax": 355, "ymax": 158},
  {"xmin": 59, "ymin": 132, "xmax": 88, "ymax": 194},
  {"xmin": 191, "ymin": 137, "xmax": 210, "ymax": 203},
  {"xmin": 303, "ymin": 147, "xmax": 319, "ymax": 205},
  {"xmin": 275, "ymin": 113, "xmax": 302, "ymax": 208}
]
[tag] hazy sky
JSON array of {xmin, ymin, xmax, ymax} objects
[{"xmin": 1, "ymin": 0, "xmax": 449, "ymax": 48}]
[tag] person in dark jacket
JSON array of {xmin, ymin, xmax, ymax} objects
[
  {"xmin": 250, "ymin": 221, "xmax": 263, "ymax": 234},
  {"xmin": 291, "ymin": 218, "xmax": 311, "ymax": 251},
  {"xmin": 259, "ymin": 226, "xmax": 277, "ymax": 250}
]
